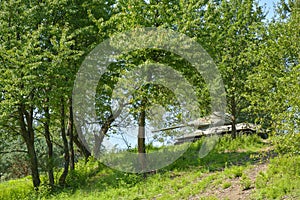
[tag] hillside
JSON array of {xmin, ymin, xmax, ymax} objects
[
  {"xmin": 1, "ymin": 135, "xmax": 299, "ymax": 200},
  {"xmin": 1, "ymin": 1, "xmax": 300, "ymax": 199}
]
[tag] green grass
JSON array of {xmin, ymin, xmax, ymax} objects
[
  {"xmin": 223, "ymin": 165, "xmax": 245, "ymax": 178},
  {"xmin": 1, "ymin": 134, "xmax": 298, "ymax": 200},
  {"xmin": 254, "ymin": 154, "xmax": 300, "ymax": 199},
  {"xmin": 222, "ymin": 182, "xmax": 232, "ymax": 189},
  {"xmin": 240, "ymin": 174, "xmax": 252, "ymax": 190},
  {"xmin": 0, "ymin": 176, "xmax": 33, "ymax": 200}
]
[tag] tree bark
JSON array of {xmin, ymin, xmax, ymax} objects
[
  {"xmin": 67, "ymin": 97, "xmax": 75, "ymax": 171},
  {"xmin": 138, "ymin": 105, "xmax": 146, "ymax": 173},
  {"xmin": 231, "ymin": 97, "xmax": 237, "ymax": 139},
  {"xmin": 18, "ymin": 103, "xmax": 40, "ymax": 189},
  {"xmin": 44, "ymin": 100, "xmax": 54, "ymax": 186},
  {"xmin": 73, "ymin": 131, "xmax": 91, "ymax": 163},
  {"xmin": 93, "ymin": 104, "xmax": 125, "ymax": 158},
  {"xmin": 59, "ymin": 97, "xmax": 69, "ymax": 186}
]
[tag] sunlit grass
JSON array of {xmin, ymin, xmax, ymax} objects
[
  {"xmin": 2, "ymin": 134, "xmax": 296, "ymax": 200},
  {"xmin": 254, "ymin": 155, "xmax": 300, "ymax": 199},
  {"xmin": 0, "ymin": 176, "xmax": 33, "ymax": 200}
]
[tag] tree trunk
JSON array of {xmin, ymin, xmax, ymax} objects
[
  {"xmin": 44, "ymin": 100, "xmax": 54, "ymax": 186},
  {"xmin": 93, "ymin": 105, "xmax": 125, "ymax": 158},
  {"xmin": 138, "ymin": 106, "xmax": 146, "ymax": 173},
  {"xmin": 93, "ymin": 133, "xmax": 105, "ymax": 159},
  {"xmin": 73, "ymin": 131, "xmax": 91, "ymax": 163},
  {"xmin": 59, "ymin": 97, "xmax": 69, "ymax": 186},
  {"xmin": 67, "ymin": 97, "xmax": 75, "ymax": 171},
  {"xmin": 18, "ymin": 103, "xmax": 40, "ymax": 189},
  {"xmin": 231, "ymin": 97, "xmax": 237, "ymax": 139},
  {"xmin": 26, "ymin": 139, "xmax": 41, "ymax": 189}
]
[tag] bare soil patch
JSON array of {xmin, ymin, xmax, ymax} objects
[{"xmin": 190, "ymin": 146, "xmax": 275, "ymax": 200}]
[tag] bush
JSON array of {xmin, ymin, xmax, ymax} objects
[
  {"xmin": 66, "ymin": 157, "xmax": 100, "ymax": 188},
  {"xmin": 273, "ymin": 133, "xmax": 300, "ymax": 155},
  {"xmin": 224, "ymin": 166, "xmax": 245, "ymax": 178}
]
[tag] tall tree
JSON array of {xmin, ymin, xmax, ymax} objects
[
  {"xmin": 88, "ymin": 0, "xmax": 213, "ymax": 172},
  {"xmin": 0, "ymin": 0, "xmax": 86, "ymax": 187},
  {"xmin": 0, "ymin": 0, "xmax": 46, "ymax": 188},
  {"xmin": 200, "ymin": 0, "xmax": 265, "ymax": 138},
  {"xmin": 246, "ymin": 0, "xmax": 300, "ymax": 134}
]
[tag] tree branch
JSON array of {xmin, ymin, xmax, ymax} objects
[{"xmin": 0, "ymin": 150, "xmax": 28, "ymax": 154}]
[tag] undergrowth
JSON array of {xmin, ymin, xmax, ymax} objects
[
  {"xmin": 0, "ymin": 176, "xmax": 33, "ymax": 200},
  {"xmin": 2, "ymin": 134, "xmax": 297, "ymax": 200},
  {"xmin": 254, "ymin": 154, "xmax": 300, "ymax": 199}
]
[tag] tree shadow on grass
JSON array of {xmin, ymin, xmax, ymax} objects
[
  {"xmin": 163, "ymin": 141, "xmax": 276, "ymax": 173},
  {"xmin": 51, "ymin": 139, "xmax": 276, "ymax": 196}
]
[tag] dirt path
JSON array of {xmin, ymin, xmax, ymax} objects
[
  {"xmin": 217, "ymin": 163, "xmax": 268, "ymax": 200},
  {"xmin": 191, "ymin": 147, "xmax": 275, "ymax": 200}
]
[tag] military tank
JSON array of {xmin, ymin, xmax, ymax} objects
[{"xmin": 152, "ymin": 112, "xmax": 268, "ymax": 145}]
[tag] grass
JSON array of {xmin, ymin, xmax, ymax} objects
[
  {"xmin": 223, "ymin": 165, "xmax": 245, "ymax": 178},
  {"xmin": 254, "ymin": 154, "xmax": 300, "ymax": 199},
  {"xmin": 0, "ymin": 176, "xmax": 33, "ymax": 200},
  {"xmin": 240, "ymin": 174, "xmax": 252, "ymax": 190},
  {"xmin": 222, "ymin": 182, "xmax": 232, "ymax": 189},
  {"xmin": 1, "ymin": 134, "xmax": 298, "ymax": 200}
]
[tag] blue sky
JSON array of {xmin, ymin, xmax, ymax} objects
[{"xmin": 259, "ymin": 0, "xmax": 280, "ymax": 19}]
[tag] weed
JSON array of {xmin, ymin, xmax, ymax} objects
[
  {"xmin": 0, "ymin": 177, "xmax": 33, "ymax": 200},
  {"xmin": 254, "ymin": 155, "xmax": 300, "ymax": 199},
  {"xmin": 224, "ymin": 166, "xmax": 245, "ymax": 178},
  {"xmin": 222, "ymin": 182, "xmax": 231, "ymax": 189},
  {"xmin": 2, "ymin": 135, "xmax": 292, "ymax": 200},
  {"xmin": 240, "ymin": 174, "xmax": 252, "ymax": 190}
]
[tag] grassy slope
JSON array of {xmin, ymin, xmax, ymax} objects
[{"xmin": 1, "ymin": 135, "xmax": 299, "ymax": 200}]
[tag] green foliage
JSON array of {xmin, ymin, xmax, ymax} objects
[
  {"xmin": 0, "ymin": 177, "xmax": 33, "ymax": 200},
  {"xmin": 0, "ymin": 0, "xmax": 299, "ymax": 199},
  {"xmin": 0, "ymin": 0, "xmax": 113, "ymax": 188},
  {"xmin": 222, "ymin": 182, "xmax": 232, "ymax": 189},
  {"xmin": 245, "ymin": 0, "xmax": 300, "ymax": 132},
  {"xmin": 254, "ymin": 155, "xmax": 300, "ymax": 199},
  {"xmin": 223, "ymin": 165, "xmax": 245, "ymax": 178},
  {"xmin": 202, "ymin": 0, "xmax": 265, "ymax": 124},
  {"xmin": 240, "ymin": 174, "xmax": 252, "ymax": 190},
  {"xmin": 216, "ymin": 134, "xmax": 265, "ymax": 152},
  {"xmin": 272, "ymin": 133, "xmax": 300, "ymax": 156},
  {"xmin": 65, "ymin": 158, "xmax": 101, "ymax": 188}
]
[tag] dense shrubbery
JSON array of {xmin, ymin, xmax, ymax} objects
[{"xmin": 273, "ymin": 133, "xmax": 300, "ymax": 156}]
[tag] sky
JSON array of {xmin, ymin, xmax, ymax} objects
[{"xmin": 259, "ymin": 0, "xmax": 280, "ymax": 19}]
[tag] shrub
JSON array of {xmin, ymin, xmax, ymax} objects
[
  {"xmin": 224, "ymin": 166, "xmax": 245, "ymax": 178},
  {"xmin": 66, "ymin": 157, "xmax": 100, "ymax": 188},
  {"xmin": 273, "ymin": 133, "xmax": 300, "ymax": 155}
]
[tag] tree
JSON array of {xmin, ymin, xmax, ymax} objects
[
  {"xmin": 85, "ymin": 0, "xmax": 219, "ymax": 173},
  {"xmin": 0, "ymin": 0, "xmax": 98, "ymax": 187},
  {"xmin": 199, "ymin": 0, "xmax": 265, "ymax": 138},
  {"xmin": 246, "ymin": 0, "xmax": 300, "ymax": 135}
]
